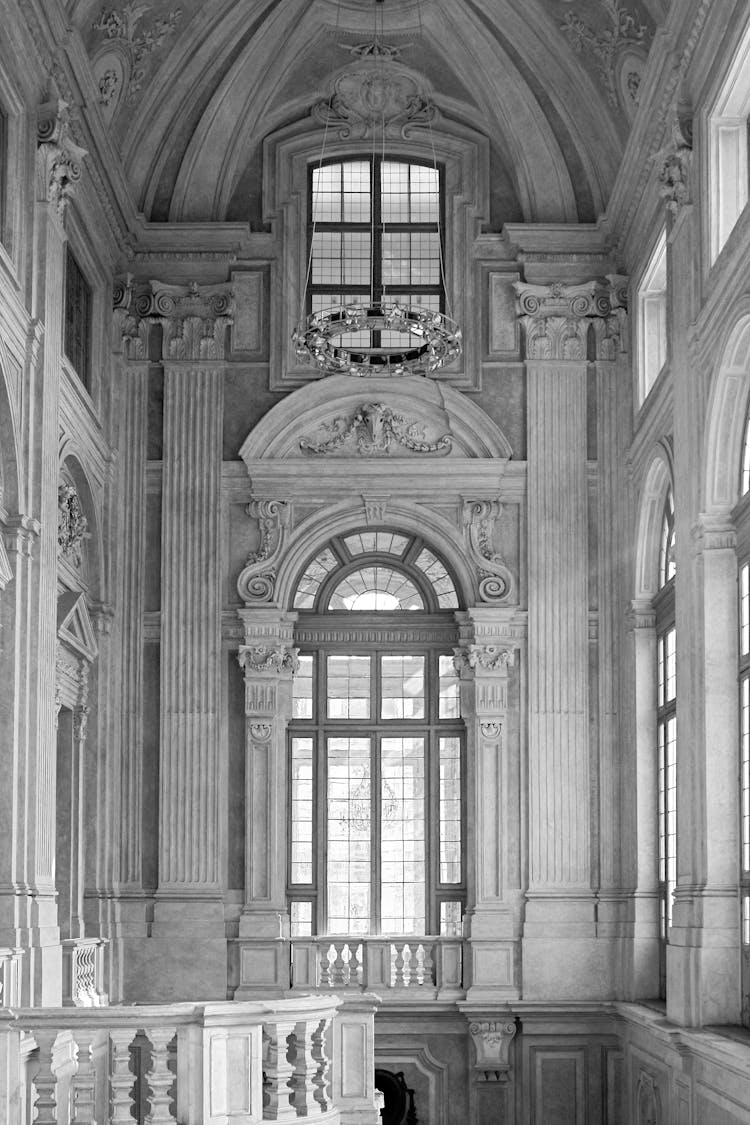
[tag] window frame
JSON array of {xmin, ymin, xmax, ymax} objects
[
  {"xmin": 737, "ymin": 430, "xmax": 750, "ymax": 1027},
  {"xmin": 307, "ymin": 154, "xmax": 446, "ymax": 324},
  {"xmin": 707, "ymin": 18, "xmax": 750, "ymax": 263},
  {"xmin": 636, "ymin": 226, "xmax": 668, "ymax": 406},
  {"xmin": 654, "ymin": 485, "xmax": 676, "ymax": 1000}
]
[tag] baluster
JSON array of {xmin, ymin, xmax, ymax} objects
[
  {"xmin": 71, "ymin": 1030, "xmax": 97, "ymax": 1125},
  {"xmin": 320, "ymin": 944, "xmax": 334, "ymax": 989},
  {"xmin": 109, "ymin": 1028, "xmax": 137, "ymax": 1125},
  {"xmin": 354, "ymin": 942, "xmax": 364, "ymax": 987},
  {"xmin": 289, "ymin": 1019, "xmax": 320, "ymax": 1117},
  {"xmin": 421, "ymin": 942, "xmax": 435, "ymax": 988},
  {"xmin": 144, "ymin": 1026, "xmax": 177, "ymax": 1124},
  {"xmin": 393, "ymin": 942, "xmax": 406, "ymax": 988},
  {"xmin": 28, "ymin": 1029, "xmax": 59, "ymax": 1125},
  {"xmin": 263, "ymin": 1019, "xmax": 298, "ymax": 1121},
  {"xmin": 311, "ymin": 1018, "xmax": 332, "ymax": 1114},
  {"xmin": 332, "ymin": 943, "xmax": 346, "ymax": 988}
]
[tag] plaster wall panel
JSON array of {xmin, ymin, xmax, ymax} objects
[{"xmin": 530, "ymin": 1048, "xmax": 587, "ymax": 1125}]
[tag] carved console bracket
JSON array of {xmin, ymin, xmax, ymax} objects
[
  {"xmin": 466, "ymin": 1016, "xmax": 518, "ymax": 1083},
  {"xmin": 462, "ymin": 500, "xmax": 514, "ymax": 603},
  {"xmin": 237, "ymin": 500, "xmax": 290, "ymax": 606},
  {"xmin": 655, "ymin": 105, "xmax": 693, "ymax": 214}
]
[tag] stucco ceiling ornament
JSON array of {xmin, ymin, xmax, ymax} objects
[
  {"xmin": 299, "ymin": 402, "xmax": 452, "ymax": 457},
  {"xmin": 462, "ymin": 500, "xmax": 514, "ymax": 603},
  {"xmin": 559, "ymin": 0, "xmax": 650, "ymax": 111},
  {"xmin": 91, "ymin": 3, "xmax": 183, "ymax": 111},
  {"xmin": 312, "ymin": 44, "xmax": 434, "ymax": 140}
]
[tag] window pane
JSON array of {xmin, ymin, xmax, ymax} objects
[
  {"xmin": 293, "ymin": 547, "xmax": 339, "ymax": 609},
  {"xmin": 440, "ymin": 901, "xmax": 462, "ymax": 937},
  {"xmin": 439, "ymin": 737, "xmax": 462, "ymax": 883},
  {"xmin": 293, "ymin": 654, "xmax": 314, "ymax": 719},
  {"xmin": 327, "ymin": 655, "xmax": 370, "ymax": 719},
  {"xmin": 343, "ymin": 531, "xmax": 409, "ymax": 557},
  {"xmin": 381, "ymin": 655, "xmax": 425, "ymax": 719},
  {"xmin": 743, "ymin": 411, "xmax": 750, "ymax": 497},
  {"xmin": 328, "ymin": 566, "xmax": 424, "ymax": 611},
  {"xmin": 343, "ymin": 160, "xmax": 371, "ymax": 221},
  {"xmin": 327, "ymin": 737, "xmax": 372, "ymax": 933},
  {"xmin": 291, "ymin": 901, "xmax": 313, "ymax": 937},
  {"xmin": 741, "ymin": 563, "xmax": 750, "ymax": 657},
  {"xmin": 382, "ymin": 232, "xmax": 440, "ymax": 286},
  {"xmin": 64, "ymin": 247, "xmax": 91, "ymax": 388},
  {"xmin": 414, "ymin": 547, "xmax": 459, "ymax": 608},
  {"xmin": 380, "ymin": 737, "xmax": 425, "ymax": 934},
  {"xmin": 312, "ymin": 163, "xmax": 342, "ymax": 222},
  {"xmin": 439, "ymin": 654, "xmax": 461, "ymax": 718},
  {"xmin": 665, "ymin": 715, "xmax": 677, "ymax": 929},
  {"xmin": 291, "ymin": 739, "xmax": 314, "ymax": 885}
]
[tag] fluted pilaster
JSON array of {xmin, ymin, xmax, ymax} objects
[{"xmin": 159, "ymin": 367, "xmax": 223, "ymax": 891}]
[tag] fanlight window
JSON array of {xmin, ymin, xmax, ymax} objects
[{"xmin": 293, "ymin": 531, "xmax": 459, "ymax": 611}]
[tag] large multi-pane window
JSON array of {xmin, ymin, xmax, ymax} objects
[
  {"xmin": 288, "ymin": 530, "xmax": 464, "ymax": 938},
  {"xmin": 739, "ymin": 410, "xmax": 750, "ymax": 1026},
  {"xmin": 656, "ymin": 483, "xmax": 676, "ymax": 998},
  {"xmin": 308, "ymin": 157, "xmax": 443, "ymax": 352}
]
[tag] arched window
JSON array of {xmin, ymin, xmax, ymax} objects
[
  {"xmin": 309, "ymin": 156, "xmax": 444, "ymax": 352},
  {"xmin": 708, "ymin": 18, "xmax": 750, "ymax": 262},
  {"xmin": 288, "ymin": 530, "xmax": 464, "ymax": 938},
  {"xmin": 655, "ymin": 483, "xmax": 676, "ymax": 997}
]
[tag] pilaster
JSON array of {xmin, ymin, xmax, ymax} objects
[
  {"xmin": 455, "ymin": 608, "xmax": 521, "ymax": 1001},
  {"xmin": 234, "ymin": 609, "xmax": 298, "ymax": 997},
  {"xmin": 516, "ymin": 281, "xmax": 606, "ymax": 998}
]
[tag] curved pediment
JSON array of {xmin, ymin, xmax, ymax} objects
[{"xmin": 239, "ymin": 375, "xmax": 512, "ymax": 465}]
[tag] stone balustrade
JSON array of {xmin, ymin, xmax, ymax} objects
[
  {"xmin": 0, "ymin": 995, "xmax": 380, "ymax": 1124},
  {"xmin": 291, "ymin": 936, "xmax": 463, "ymax": 999}
]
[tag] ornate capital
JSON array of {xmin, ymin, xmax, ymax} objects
[
  {"xmin": 123, "ymin": 280, "xmax": 235, "ymax": 361},
  {"xmin": 515, "ymin": 279, "xmax": 629, "ymax": 361},
  {"xmin": 462, "ymin": 500, "xmax": 514, "ymax": 603},
  {"xmin": 467, "ymin": 1017, "xmax": 517, "ymax": 1083},
  {"xmin": 57, "ymin": 482, "xmax": 90, "ymax": 570},
  {"xmin": 656, "ymin": 107, "xmax": 693, "ymax": 214},
  {"xmin": 515, "ymin": 281, "xmax": 611, "ymax": 321},
  {"xmin": 691, "ymin": 512, "xmax": 735, "ymax": 552},
  {"xmin": 237, "ymin": 500, "xmax": 290, "ymax": 606},
  {"xmin": 630, "ymin": 598, "xmax": 656, "ymax": 631},
  {"xmin": 454, "ymin": 643, "xmax": 515, "ymax": 675},
  {"xmin": 36, "ymin": 99, "xmax": 88, "ymax": 217},
  {"xmin": 238, "ymin": 644, "xmax": 299, "ymax": 676}
]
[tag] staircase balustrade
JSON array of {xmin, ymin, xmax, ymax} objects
[
  {"xmin": 291, "ymin": 936, "xmax": 463, "ymax": 998},
  {"xmin": 1, "ymin": 995, "xmax": 380, "ymax": 1125}
]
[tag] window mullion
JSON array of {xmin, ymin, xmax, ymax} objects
[{"xmin": 373, "ymin": 734, "xmax": 382, "ymax": 934}]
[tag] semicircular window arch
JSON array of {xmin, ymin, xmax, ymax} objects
[{"xmin": 292, "ymin": 529, "xmax": 460, "ymax": 612}]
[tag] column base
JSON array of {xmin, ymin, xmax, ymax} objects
[
  {"xmin": 231, "ymin": 937, "xmax": 291, "ymax": 998},
  {"xmin": 121, "ymin": 894, "xmax": 228, "ymax": 1003}
]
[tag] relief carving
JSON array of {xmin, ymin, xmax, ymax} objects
[
  {"xmin": 515, "ymin": 281, "xmax": 623, "ymax": 361},
  {"xmin": 237, "ymin": 500, "xmax": 290, "ymax": 605},
  {"xmin": 312, "ymin": 44, "xmax": 434, "ymax": 139},
  {"xmin": 462, "ymin": 500, "xmax": 514, "ymax": 603},
  {"xmin": 57, "ymin": 482, "xmax": 90, "ymax": 570},
  {"xmin": 134, "ymin": 280, "xmax": 235, "ymax": 362},
  {"xmin": 559, "ymin": 0, "xmax": 650, "ymax": 110},
  {"xmin": 636, "ymin": 1071, "xmax": 661, "ymax": 1125},
  {"xmin": 655, "ymin": 108, "xmax": 693, "ymax": 214},
  {"xmin": 91, "ymin": 4, "xmax": 183, "ymax": 107},
  {"xmin": 454, "ymin": 644, "xmax": 515, "ymax": 674},
  {"xmin": 300, "ymin": 402, "xmax": 451, "ymax": 457}
]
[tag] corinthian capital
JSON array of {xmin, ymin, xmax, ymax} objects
[{"xmin": 36, "ymin": 99, "xmax": 88, "ymax": 218}]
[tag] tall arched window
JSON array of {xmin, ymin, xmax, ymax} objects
[
  {"xmin": 309, "ymin": 156, "xmax": 444, "ymax": 352},
  {"xmin": 656, "ymin": 483, "xmax": 676, "ymax": 998},
  {"xmin": 287, "ymin": 530, "xmax": 464, "ymax": 939},
  {"xmin": 738, "ymin": 411, "xmax": 750, "ymax": 1025}
]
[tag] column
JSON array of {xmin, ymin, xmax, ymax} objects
[
  {"xmin": 148, "ymin": 283, "xmax": 233, "ymax": 1000},
  {"xmin": 235, "ymin": 608, "xmax": 298, "ymax": 997},
  {"xmin": 454, "ymin": 608, "xmax": 520, "ymax": 1000},
  {"xmin": 516, "ymin": 282, "xmax": 602, "ymax": 997}
]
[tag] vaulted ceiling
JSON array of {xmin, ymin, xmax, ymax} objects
[{"xmin": 66, "ymin": 0, "xmax": 668, "ymax": 226}]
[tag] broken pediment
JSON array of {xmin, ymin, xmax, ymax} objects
[{"xmin": 57, "ymin": 591, "xmax": 98, "ymax": 663}]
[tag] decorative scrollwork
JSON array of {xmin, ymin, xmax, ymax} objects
[
  {"xmin": 236, "ymin": 500, "xmax": 290, "ymax": 606},
  {"xmin": 462, "ymin": 501, "xmax": 514, "ymax": 603},
  {"xmin": 57, "ymin": 482, "xmax": 90, "ymax": 569},
  {"xmin": 238, "ymin": 644, "xmax": 299, "ymax": 675},
  {"xmin": 312, "ymin": 55, "xmax": 435, "ymax": 140}
]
